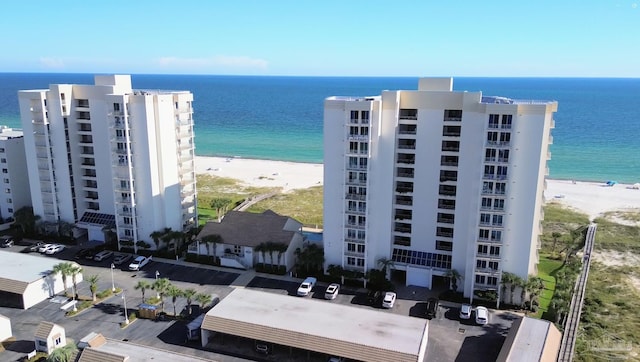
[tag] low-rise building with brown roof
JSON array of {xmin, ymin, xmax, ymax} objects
[
  {"xmin": 190, "ymin": 210, "xmax": 304, "ymax": 270},
  {"xmin": 34, "ymin": 321, "xmax": 66, "ymax": 355}
]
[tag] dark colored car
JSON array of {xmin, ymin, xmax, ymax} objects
[
  {"xmin": 84, "ymin": 245, "xmax": 106, "ymax": 260},
  {"xmin": 366, "ymin": 290, "xmax": 382, "ymax": 307},
  {"xmin": 426, "ymin": 297, "xmax": 439, "ymax": 319},
  {"xmin": 0, "ymin": 235, "xmax": 14, "ymax": 248},
  {"xmin": 74, "ymin": 248, "xmax": 92, "ymax": 260}
]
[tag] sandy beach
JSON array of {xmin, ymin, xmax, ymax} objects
[{"xmin": 195, "ymin": 156, "xmax": 640, "ymax": 222}]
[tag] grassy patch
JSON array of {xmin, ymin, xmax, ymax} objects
[
  {"xmin": 196, "ymin": 174, "xmax": 279, "ymax": 224},
  {"xmin": 540, "ymin": 204, "xmax": 590, "ymax": 251},
  {"xmin": 247, "ymin": 186, "xmax": 324, "ymax": 227},
  {"xmin": 592, "ymin": 217, "xmax": 640, "ymax": 252},
  {"xmin": 535, "ymin": 255, "xmax": 562, "ymax": 318},
  {"xmin": 574, "ymin": 262, "xmax": 640, "ymax": 361}
]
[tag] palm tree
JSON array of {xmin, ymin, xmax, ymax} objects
[
  {"xmin": 69, "ymin": 264, "xmax": 83, "ymax": 300},
  {"xmin": 295, "ymin": 244, "xmax": 325, "ymax": 274},
  {"xmin": 255, "ymin": 242, "xmax": 267, "ymax": 265},
  {"xmin": 377, "ymin": 257, "xmax": 395, "ymax": 279},
  {"xmin": 551, "ymin": 232, "xmax": 562, "ymax": 252},
  {"xmin": 87, "ymin": 275, "xmax": 100, "ymax": 302},
  {"xmin": 201, "ymin": 234, "xmax": 222, "ymax": 260},
  {"xmin": 46, "ymin": 343, "xmax": 78, "ymax": 362},
  {"xmin": 166, "ymin": 285, "xmax": 184, "ymax": 316},
  {"xmin": 57, "ymin": 220, "xmax": 75, "ymax": 239},
  {"xmin": 13, "ymin": 206, "xmax": 41, "ymax": 237},
  {"xmin": 444, "ymin": 269, "xmax": 463, "ymax": 292},
  {"xmin": 134, "ymin": 280, "xmax": 151, "ymax": 303},
  {"xmin": 53, "ymin": 262, "xmax": 75, "ymax": 297},
  {"xmin": 150, "ymin": 230, "xmax": 164, "ymax": 250},
  {"xmin": 183, "ymin": 288, "xmax": 197, "ymax": 315},
  {"xmin": 500, "ymin": 272, "xmax": 515, "ymax": 305},
  {"xmin": 152, "ymin": 277, "xmax": 171, "ymax": 313},
  {"xmin": 274, "ymin": 243, "xmax": 288, "ymax": 268},
  {"xmin": 195, "ymin": 293, "xmax": 212, "ymax": 310},
  {"xmin": 265, "ymin": 241, "xmax": 276, "ymax": 268},
  {"xmin": 509, "ymin": 274, "xmax": 524, "ymax": 305},
  {"xmin": 210, "ymin": 198, "xmax": 232, "ymax": 222}
]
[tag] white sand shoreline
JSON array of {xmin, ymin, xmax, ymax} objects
[{"xmin": 195, "ymin": 156, "xmax": 640, "ymax": 222}]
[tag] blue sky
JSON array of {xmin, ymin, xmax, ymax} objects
[{"xmin": 1, "ymin": 0, "xmax": 638, "ymax": 77}]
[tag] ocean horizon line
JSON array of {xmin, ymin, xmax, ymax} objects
[{"xmin": 1, "ymin": 72, "xmax": 639, "ymax": 80}]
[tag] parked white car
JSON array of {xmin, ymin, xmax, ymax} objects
[
  {"xmin": 382, "ymin": 292, "xmax": 397, "ymax": 308},
  {"xmin": 324, "ymin": 283, "xmax": 340, "ymax": 300},
  {"xmin": 128, "ymin": 255, "xmax": 151, "ymax": 271},
  {"xmin": 297, "ymin": 277, "xmax": 317, "ymax": 296},
  {"xmin": 45, "ymin": 244, "xmax": 65, "ymax": 255},
  {"xmin": 459, "ymin": 304, "xmax": 472, "ymax": 320},
  {"xmin": 475, "ymin": 306, "xmax": 489, "ymax": 325},
  {"xmin": 38, "ymin": 243, "xmax": 54, "ymax": 253}
]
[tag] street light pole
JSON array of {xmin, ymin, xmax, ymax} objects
[
  {"xmin": 155, "ymin": 270, "xmax": 160, "ymax": 298},
  {"xmin": 110, "ymin": 263, "xmax": 116, "ymax": 292},
  {"xmin": 122, "ymin": 293, "xmax": 129, "ymax": 325}
]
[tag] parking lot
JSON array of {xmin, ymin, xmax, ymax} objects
[{"xmin": 1, "ymin": 242, "xmax": 515, "ymax": 361}]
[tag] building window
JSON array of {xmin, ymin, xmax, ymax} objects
[
  {"xmin": 393, "ymin": 235, "xmax": 411, "ymax": 246},
  {"xmin": 55, "ymin": 337, "xmax": 61, "ymax": 345},
  {"xmin": 475, "ymin": 275, "xmax": 486, "ymax": 284},
  {"xmin": 444, "ymin": 109, "xmax": 462, "ymax": 121},
  {"xmin": 479, "ymin": 229, "xmax": 489, "ymax": 239},
  {"xmin": 3, "ymin": 178, "xmax": 8, "ymax": 184},
  {"xmin": 488, "ymin": 114, "xmax": 500, "ymax": 128},
  {"xmin": 361, "ymin": 111, "xmax": 369, "ymax": 122},
  {"xmin": 124, "ymin": 229, "xmax": 132, "ymax": 237},
  {"xmin": 4, "ymin": 189, "xmax": 9, "ymax": 194},
  {"xmin": 392, "ymin": 249, "xmax": 452, "ymax": 269},
  {"xmin": 491, "ymin": 230, "xmax": 502, "ymax": 242},
  {"xmin": 487, "ymin": 276, "xmax": 498, "ymax": 286},
  {"xmin": 8, "ymin": 208, "xmax": 12, "ymax": 213},
  {"xmin": 1, "ymin": 169, "xmax": 6, "ymax": 174},
  {"xmin": 114, "ymin": 103, "xmax": 121, "ymax": 111},
  {"xmin": 7, "ymin": 198, "xmax": 12, "ymax": 203},
  {"xmin": 233, "ymin": 245, "xmax": 242, "ymax": 255},
  {"xmin": 350, "ymin": 110, "xmax": 358, "ymax": 121},
  {"xmin": 501, "ymin": 115, "xmax": 513, "ymax": 129},
  {"xmin": 436, "ymin": 240, "xmax": 453, "ymax": 251},
  {"xmin": 0, "ymin": 148, "xmax": 4, "ymax": 153}
]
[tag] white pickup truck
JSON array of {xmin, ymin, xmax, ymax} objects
[{"xmin": 297, "ymin": 277, "xmax": 317, "ymax": 297}]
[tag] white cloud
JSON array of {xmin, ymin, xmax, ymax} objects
[
  {"xmin": 156, "ymin": 55, "xmax": 268, "ymax": 71},
  {"xmin": 39, "ymin": 57, "xmax": 65, "ymax": 69}
]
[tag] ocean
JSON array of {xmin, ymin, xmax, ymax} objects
[{"xmin": 0, "ymin": 73, "xmax": 638, "ymax": 183}]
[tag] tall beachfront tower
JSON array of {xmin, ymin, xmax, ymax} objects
[
  {"xmin": 323, "ymin": 77, "xmax": 557, "ymax": 301},
  {"xmin": 0, "ymin": 126, "xmax": 32, "ymax": 222},
  {"xmin": 18, "ymin": 75, "xmax": 197, "ymax": 251}
]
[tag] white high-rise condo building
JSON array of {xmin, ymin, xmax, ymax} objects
[
  {"xmin": 18, "ymin": 75, "xmax": 197, "ymax": 251},
  {"xmin": 324, "ymin": 77, "xmax": 557, "ymax": 301},
  {"xmin": 0, "ymin": 126, "xmax": 32, "ymax": 223}
]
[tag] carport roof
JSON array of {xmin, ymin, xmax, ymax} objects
[
  {"xmin": 78, "ymin": 338, "xmax": 212, "ymax": 362},
  {"xmin": 0, "ymin": 251, "xmax": 67, "ymax": 294},
  {"xmin": 202, "ymin": 288, "xmax": 429, "ymax": 362}
]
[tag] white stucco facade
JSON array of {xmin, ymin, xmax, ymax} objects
[
  {"xmin": 0, "ymin": 127, "xmax": 31, "ymax": 223},
  {"xmin": 18, "ymin": 75, "xmax": 197, "ymax": 250},
  {"xmin": 323, "ymin": 78, "xmax": 557, "ymax": 299}
]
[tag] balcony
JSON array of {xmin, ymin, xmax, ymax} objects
[
  {"xmin": 346, "ymin": 178, "xmax": 366, "ymax": 186},
  {"xmin": 488, "ymin": 123, "xmax": 499, "ymax": 129},
  {"xmin": 346, "ymin": 222, "xmax": 366, "ymax": 230},
  {"xmin": 438, "ymin": 202, "xmax": 455, "ymax": 210},
  {"xmin": 181, "ymin": 189, "xmax": 196, "ymax": 198},
  {"xmin": 397, "ymin": 171, "xmax": 415, "ymax": 178},
  {"xmin": 344, "ymin": 237, "xmax": 365, "ymax": 244},
  {"xmin": 436, "ymin": 231, "xmax": 453, "ymax": 238},
  {"xmin": 344, "ymin": 248, "xmax": 365, "ymax": 257},
  {"xmin": 346, "ymin": 207, "xmax": 366, "ymax": 215},
  {"xmin": 348, "ymin": 134, "xmax": 369, "ymax": 142},
  {"xmin": 397, "ymin": 143, "xmax": 416, "ymax": 150},
  {"xmin": 178, "ymin": 142, "xmax": 194, "ymax": 151},
  {"xmin": 346, "ymin": 163, "xmax": 367, "ymax": 171},
  {"xmin": 474, "ymin": 267, "xmax": 500, "ymax": 275},
  {"xmin": 345, "ymin": 193, "xmax": 366, "ymax": 201},
  {"xmin": 443, "ymin": 117, "xmax": 462, "ymax": 122},
  {"xmin": 476, "ymin": 252, "xmax": 501, "ymax": 260},
  {"xmin": 486, "ymin": 140, "xmax": 511, "ymax": 147}
]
